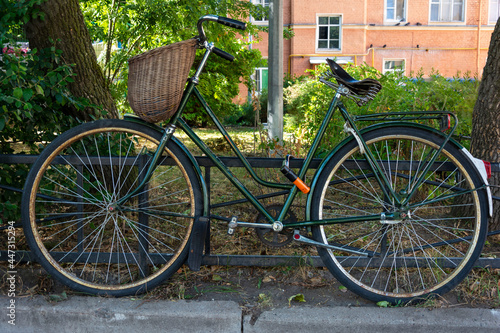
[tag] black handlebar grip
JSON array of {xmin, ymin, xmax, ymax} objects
[
  {"xmin": 213, "ymin": 47, "xmax": 235, "ymax": 62},
  {"xmin": 217, "ymin": 17, "xmax": 246, "ymax": 31}
]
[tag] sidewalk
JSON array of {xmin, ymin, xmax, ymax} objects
[{"xmin": 2, "ymin": 295, "xmax": 499, "ymax": 333}]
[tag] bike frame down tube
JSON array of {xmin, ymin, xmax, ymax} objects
[{"xmin": 176, "ymin": 86, "xmax": 357, "ymax": 227}]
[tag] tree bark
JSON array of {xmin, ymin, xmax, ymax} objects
[
  {"xmin": 24, "ymin": 0, "xmax": 118, "ymax": 120},
  {"xmin": 470, "ymin": 18, "xmax": 500, "ymax": 231}
]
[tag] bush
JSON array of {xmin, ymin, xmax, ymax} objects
[{"xmin": 283, "ymin": 63, "xmax": 479, "ymax": 154}]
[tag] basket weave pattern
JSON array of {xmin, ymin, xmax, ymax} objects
[{"xmin": 128, "ymin": 38, "xmax": 198, "ymax": 123}]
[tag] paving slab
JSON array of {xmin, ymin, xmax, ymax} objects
[
  {"xmin": 0, "ymin": 296, "xmax": 242, "ymax": 333},
  {"xmin": 243, "ymin": 306, "xmax": 500, "ymax": 333}
]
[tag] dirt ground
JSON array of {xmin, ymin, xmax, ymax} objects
[{"xmin": 2, "ymin": 250, "xmax": 499, "ymax": 313}]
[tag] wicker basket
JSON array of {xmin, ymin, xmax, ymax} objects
[{"xmin": 127, "ymin": 38, "xmax": 198, "ymax": 123}]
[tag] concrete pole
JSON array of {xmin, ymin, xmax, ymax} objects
[{"xmin": 267, "ymin": 0, "xmax": 283, "ymax": 150}]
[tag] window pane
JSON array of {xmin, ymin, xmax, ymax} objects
[
  {"xmin": 387, "ymin": 0, "xmax": 395, "ymax": 8},
  {"xmin": 491, "ymin": 1, "xmax": 500, "ymax": 22},
  {"xmin": 453, "ymin": 3, "xmax": 463, "ymax": 21},
  {"xmin": 261, "ymin": 69, "xmax": 268, "ymax": 90},
  {"xmin": 318, "ymin": 40, "xmax": 328, "ymax": 49},
  {"xmin": 396, "ymin": 0, "xmax": 405, "ymax": 20},
  {"xmin": 319, "ymin": 17, "xmax": 328, "ymax": 24},
  {"xmin": 442, "ymin": 1, "xmax": 452, "ymax": 21},
  {"xmin": 319, "ymin": 26, "xmax": 328, "ymax": 39},
  {"xmin": 329, "ymin": 40, "xmax": 339, "ymax": 49},
  {"xmin": 384, "ymin": 60, "xmax": 405, "ymax": 72},
  {"xmin": 330, "ymin": 26, "xmax": 339, "ymax": 39},
  {"xmin": 330, "ymin": 16, "xmax": 340, "ymax": 24},
  {"xmin": 430, "ymin": 3, "xmax": 439, "ymax": 21},
  {"xmin": 387, "ymin": 8, "xmax": 395, "ymax": 19}
]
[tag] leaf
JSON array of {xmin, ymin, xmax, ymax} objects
[
  {"xmin": 288, "ymin": 293, "xmax": 306, "ymax": 306},
  {"xmin": 48, "ymin": 291, "xmax": 68, "ymax": 302},
  {"xmin": 0, "ymin": 117, "xmax": 5, "ymax": 131},
  {"xmin": 376, "ymin": 301, "xmax": 390, "ymax": 308},
  {"xmin": 35, "ymin": 85, "xmax": 44, "ymax": 95},
  {"xmin": 23, "ymin": 88, "xmax": 33, "ymax": 101},
  {"xmin": 212, "ymin": 274, "xmax": 222, "ymax": 281},
  {"xmin": 338, "ymin": 285, "xmax": 347, "ymax": 293},
  {"xmin": 13, "ymin": 87, "xmax": 23, "ymax": 99}
]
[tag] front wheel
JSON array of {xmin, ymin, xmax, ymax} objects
[
  {"xmin": 21, "ymin": 119, "xmax": 203, "ymax": 296},
  {"xmin": 310, "ymin": 126, "xmax": 488, "ymax": 303}
]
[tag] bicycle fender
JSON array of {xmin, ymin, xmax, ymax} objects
[{"xmin": 460, "ymin": 148, "xmax": 493, "ymax": 217}]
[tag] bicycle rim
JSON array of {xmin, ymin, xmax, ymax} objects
[{"xmin": 22, "ymin": 120, "xmax": 201, "ymax": 296}]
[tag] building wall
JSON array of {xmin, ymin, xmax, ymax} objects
[{"xmin": 249, "ymin": 0, "xmax": 496, "ymax": 82}]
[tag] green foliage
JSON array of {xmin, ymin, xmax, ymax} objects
[
  {"xmin": 0, "ymin": 0, "xmax": 94, "ymax": 223},
  {"xmin": 80, "ymin": 0, "xmax": 264, "ymax": 125},
  {"xmin": 283, "ymin": 63, "xmax": 479, "ymax": 154},
  {"xmin": 222, "ymin": 102, "xmax": 256, "ymax": 127}
]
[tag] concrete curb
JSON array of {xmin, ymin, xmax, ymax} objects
[
  {"xmin": 243, "ymin": 306, "xmax": 500, "ymax": 333},
  {"xmin": 1, "ymin": 296, "xmax": 241, "ymax": 333},
  {"xmin": 1, "ymin": 296, "xmax": 500, "ymax": 333}
]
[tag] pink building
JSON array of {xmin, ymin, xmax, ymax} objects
[{"xmin": 237, "ymin": 0, "xmax": 498, "ymax": 101}]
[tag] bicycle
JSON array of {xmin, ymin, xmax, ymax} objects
[{"xmin": 21, "ymin": 15, "xmax": 492, "ymax": 304}]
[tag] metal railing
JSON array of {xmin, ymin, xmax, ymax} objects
[{"xmin": 1, "ymin": 153, "xmax": 499, "ymax": 268}]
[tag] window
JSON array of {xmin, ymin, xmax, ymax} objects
[
  {"xmin": 383, "ymin": 59, "xmax": 405, "ymax": 74},
  {"xmin": 430, "ymin": 0, "xmax": 465, "ymax": 22},
  {"xmin": 490, "ymin": 0, "xmax": 500, "ymax": 23},
  {"xmin": 252, "ymin": 0, "xmax": 269, "ymax": 23},
  {"xmin": 254, "ymin": 67, "xmax": 268, "ymax": 92},
  {"xmin": 386, "ymin": 0, "xmax": 406, "ymax": 22},
  {"xmin": 317, "ymin": 16, "xmax": 342, "ymax": 51}
]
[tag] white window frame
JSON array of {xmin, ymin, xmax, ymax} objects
[
  {"xmin": 316, "ymin": 15, "xmax": 342, "ymax": 52},
  {"xmin": 430, "ymin": 0, "xmax": 465, "ymax": 23},
  {"xmin": 251, "ymin": 0, "xmax": 269, "ymax": 24},
  {"xmin": 254, "ymin": 67, "xmax": 268, "ymax": 93},
  {"xmin": 384, "ymin": 0, "xmax": 407, "ymax": 23},
  {"xmin": 383, "ymin": 59, "xmax": 406, "ymax": 74},
  {"xmin": 489, "ymin": 0, "xmax": 500, "ymax": 24}
]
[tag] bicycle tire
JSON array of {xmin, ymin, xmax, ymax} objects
[
  {"xmin": 310, "ymin": 126, "xmax": 488, "ymax": 304},
  {"xmin": 21, "ymin": 119, "xmax": 203, "ymax": 296}
]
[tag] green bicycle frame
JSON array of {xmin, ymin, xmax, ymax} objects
[{"xmin": 118, "ymin": 42, "xmax": 466, "ymax": 230}]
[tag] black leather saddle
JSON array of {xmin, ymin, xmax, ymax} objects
[{"xmin": 326, "ymin": 58, "xmax": 382, "ymax": 98}]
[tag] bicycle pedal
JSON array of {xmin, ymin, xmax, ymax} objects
[{"xmin": 227, "ymin": 216, "xmax": 238, "ymax": 235}]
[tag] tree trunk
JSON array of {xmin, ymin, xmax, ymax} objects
[
  {"xmin": 470, "ymin": 18, "xmax": 500, "ymax": 231},
  {"xmin": 24, "ymin": 0, "xmax": 118, "ymax": 120}
]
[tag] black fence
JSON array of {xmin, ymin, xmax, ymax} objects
[{"xmin": 1, "ymin": 154, "xmax": 499, "ymax": 268}]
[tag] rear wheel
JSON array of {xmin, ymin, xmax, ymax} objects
[
  {"xmin": 311, "ymin": 126, "xmax": 488, "ymax": 303},
  {"xmin": 21, "ymin": 119, "xmax": 202, "ymax": 296}
]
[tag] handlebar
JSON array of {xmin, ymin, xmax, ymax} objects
[{"xmin": 196, "ymin": 15, "xmax": 246, "ymax": 62}]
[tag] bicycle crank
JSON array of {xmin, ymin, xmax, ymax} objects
[
  {"xmin": 227, "ymin": 216, "xmax": 277, "ymax": 235},
  {"xmin": 254, "ymin": 205, "xmax": 295, "ymax": 248}
]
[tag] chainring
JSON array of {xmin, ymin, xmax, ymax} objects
[{"xmin": 255, "ymin": 204, "xmax": 296, "ymax": 247}]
